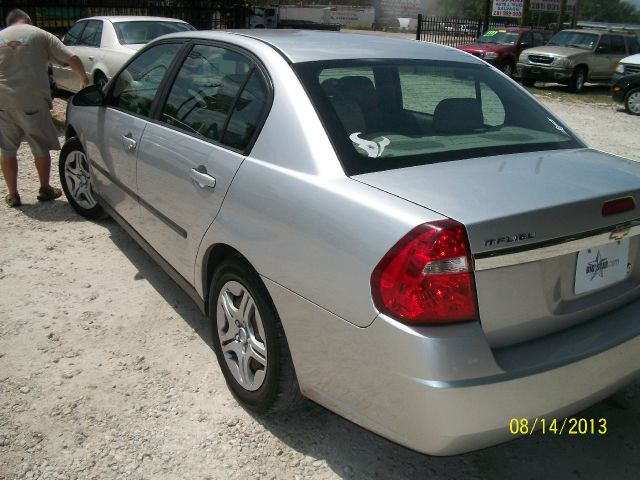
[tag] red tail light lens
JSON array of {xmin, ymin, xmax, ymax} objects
[{"xmin": 371, "ymin": 220, "xmax": 478, "ymax": 325}]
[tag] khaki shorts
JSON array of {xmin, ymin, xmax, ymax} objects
[{"xmin": 0, "ymin": 103, "xmax": 60, "ymax": 157}]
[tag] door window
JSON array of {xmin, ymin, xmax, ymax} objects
[
  {"xmin": 533, "ymin": 32, "xmax": 546, "ymax": 46},
  {"xmin": 79, "ymin": 20, "xmax": 103, "ymax": 48},
  {"xmin": 611, "ymin": 35, "xmax": 626, "ymax": 55},
  {"xmin": 160, "ymin": 44, "xmax": 259, "ymax": 145},
  {"xmin": 109, "ymin": 43, "xmax": 183, "ymax": 117},
  {"xmin": 628, "ymin": 36, "xmax": 640, "ymax": 54},
  {"xmin": 597, "ymin": 35, "xmax": 612, "ymax": 54},
  {"xmin": 222, "ymin": 70, "xmax": 268, "ymax": 150},
  {"xmin": 63, "ymin": 21, "xmax": 86, "ymax": 46},
  {"xmin": 519, "ymin": 32, "xmax": 533, "ymax": 49}
]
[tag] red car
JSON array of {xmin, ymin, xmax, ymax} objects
[{"xmin": 458, "ymin": 27, "xmax": 551, "ymax": 77}]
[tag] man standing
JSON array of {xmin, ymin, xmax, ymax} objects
[{"xmin": 0, "ymin": 9, "xmax": 90, "ymax": 207}]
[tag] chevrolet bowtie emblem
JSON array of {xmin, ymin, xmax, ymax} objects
[{"xmin": 610, "ymin": 228, "xmax": 630, "ymax": 241}]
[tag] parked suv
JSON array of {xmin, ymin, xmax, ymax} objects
[
  {"xmin": 458, "ymin": 27, "xmax": 551, "ymax": 77},
  {"xmin": 517, "ymin": 28, "xmax": 640, "ymax": 92}
]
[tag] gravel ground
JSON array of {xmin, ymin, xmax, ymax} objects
[{"xmin": 1, "ymin": 94, "xmax": 639, "ymax": 480}]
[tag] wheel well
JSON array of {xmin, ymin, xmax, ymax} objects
[
  {"xmin": 202, "ymin": 244, "xmax": 250, "ymax": 314},
  {"xmin": 575, "ymin": 64, "xmax": 588, "ymax": 75},
  {"xmin": 65, "ymin": 125, "xmax": 77, "ymax": 141}
]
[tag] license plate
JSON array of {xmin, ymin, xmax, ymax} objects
[{"xmin": 574, "ymin": 239, "xmax": 630, "ymax": 295}]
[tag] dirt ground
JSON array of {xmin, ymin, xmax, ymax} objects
[{"xmin": 1, "ymin": 89, "xmax": 640, "ymax": 480}]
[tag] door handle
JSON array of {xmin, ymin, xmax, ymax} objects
[
  {"xmin": 88, "ymin": 56, "xmax": 94, "ymax": 61},
  {"xmin": 122, "ymin": 134, "xmax": 137, "ymax": 151},
  {"xmin": 190, "ymin": 166, "xmax": 216, "ymax": 189}
]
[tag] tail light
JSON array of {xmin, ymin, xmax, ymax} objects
[{"xmin": 371, "ymin": 220, "xmax": 478, "ymax": 325}]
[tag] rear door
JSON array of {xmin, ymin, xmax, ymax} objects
[
  {"xmin": 136, "ymin": 43, "xmax": 270, "ymax": 282},
  {"xmin": 52, "ymin": 20, "xmax": 85, "ymax": 91},
  {"xmin": 67, "ymin": 19, "xmax": 104, "ymax": 92}
]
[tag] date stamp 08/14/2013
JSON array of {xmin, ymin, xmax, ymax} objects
[{"xmin": 509, "ymin": 417, "xmax": 607, "ymax": 436}]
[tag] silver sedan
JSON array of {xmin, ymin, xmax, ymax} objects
[
  {"xmin": 51, "ymin": 15, "xmax": 193, "ymax": 93},
  {"xmin": 59, "ymin": 30, "xmax": 640, "ymax": 455}
]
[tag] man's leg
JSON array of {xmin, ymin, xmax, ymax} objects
[
  {"xmin": 0, "ymin": 154, "xmax": 19, "ymax": 195},
  {"xmin": 34, "ymin": 154, "xmax": 52, "ymax": 189}
]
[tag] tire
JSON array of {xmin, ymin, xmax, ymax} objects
[
  {"xmin": 59, "ymin": 137, "xmax": 107, "ymax": 220},
  {"xmin": 209, "ymin": 257, "xmax": 302, "ymax": 414},
  {"xmin": 569, "ymin": 66, "xmax": 586, "ymax": 93},
  {"xmin": 94, "ymin": 72, "xmax": 108, "ymax": 91},
  {"xmin": 624, "ymin": 87, "xmax": 640, "ymax": 115},
  {"xmin": 521, "ymin": 76, "xmax": 536, "ymax": 87},
  {"xmin": 501, "ymin": 60, "xmax": 515, "ymax": 78}
]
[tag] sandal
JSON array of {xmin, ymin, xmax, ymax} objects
[
  {"xmin": 37, "ymin": 186, "xmax": 62, "ymax": 202},
  {"xmin": 5, "ymin": 193, "xmax": 21, "ymax": 207}
]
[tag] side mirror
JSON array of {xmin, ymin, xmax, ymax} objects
[
  {"xmin": 71, "ymin": 84, "xmax": 105, "ymax": 107},
  {"xmin": 596, "ymin": 45, "xmax": 609, "ymax": 54},
  {"xmin": 519, "ymin": 42, "xmax": 531, "ymax": 49}
]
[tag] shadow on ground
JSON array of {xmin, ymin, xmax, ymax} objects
[{"xmin": 85, "ymin": 212, "xmax": 640, "ymax": 480}]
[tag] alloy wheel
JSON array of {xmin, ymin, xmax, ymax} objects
[
  {"xmin": 64, "ymin": 150, "xmax": 97, "ymax": 210},
  {"xmin": 216, "ymin": 280, "xmax": 268, "ymax": 391},
  {"xmin": 626, "ymin": 90, "xmax": 640, "ymax": 115}
]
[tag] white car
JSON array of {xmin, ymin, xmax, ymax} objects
[{"xmin": 51, "ymin": 16, "xmax": 194, "ymax": 93}]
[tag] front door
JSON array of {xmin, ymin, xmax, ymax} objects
[{"xmin": 89, "ymin": 42, "xmax": 185, "ymax": 227}]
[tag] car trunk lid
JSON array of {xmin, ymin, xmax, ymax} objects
[{"xmin": 353, "ymin": 148, "xmax": 640, "ymax": 347}]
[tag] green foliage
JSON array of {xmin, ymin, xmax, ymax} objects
[{"xmin": 577, "ymin": 0, "xmax": 640, "ymax": 23}]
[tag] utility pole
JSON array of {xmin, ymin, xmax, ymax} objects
[
  {"xmin": 483, "ymin": 0, "xmax": 490, "ymax": 31},
  {"xmin": 558, "ymin": 0, "xmax": 568, "ymax": 31},
  {"xmin": 521, "ymin": 0, "xmax": 531, "ymax": 26}
]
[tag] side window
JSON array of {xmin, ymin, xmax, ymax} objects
[
  {"xmin": 79, "ymin": 20, "xmax": 103, "ymax": 48},
  {"xmin": 519, "ymin": 32, "xmax": 533, "ymax": 48},
  {"xmin": 110, "ymin": 43, "xmax": 182, "ymax": 117},
  {"xmin": 597, "ymin": 35, "xmax": 612, "ymax": 54},
  {"xmin": 533, "ymin": 32, "xmax": 546, "ymax": 46},
  {"xmin": 160, "ymin": 45, "xmax": 253, "ymax": 143},
  {"xmin": 63, "ymin": 22, "xmax": 85, "ymax": 46},
  {"xmin": 222, "ymin": 70, "xmax": 268, "ymax": 150},
  {"xmin": 611, "ymin": 35, "xmax": 626, "ymax": 55},
  {"xmin": 628, "ymin": 36, "xmax": 640, "ymax": 54}
]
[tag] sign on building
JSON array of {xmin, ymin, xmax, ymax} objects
[
  {"xmin": 530, "ymin": 0, "xmax": 577, "ymax": 13},
  {"xmin": 492, "ymin": 0, "xmax": 524, "ymax": 18}
]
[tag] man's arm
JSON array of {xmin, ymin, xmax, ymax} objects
[{"xmin": 66, "ymin": 55, "xmax": 90, "ymax": 89}]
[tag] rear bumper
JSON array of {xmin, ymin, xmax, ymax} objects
[
  {"xmin": 266, "ymin": 278, "xmax": 640, "ymax": 455},
  {"xmin": 517, "ymin": 63, "xmax": 574, "ymax": 82}
]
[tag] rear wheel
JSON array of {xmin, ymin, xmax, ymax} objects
[
  {"xmin": 59, "ymin": 137, "xmax": 106, "ymax": 220},
  {"xmin": 569, "ymin": 66, "xmax": 586, "ymax": 93},
  {"xmin": 624, "ymin": 88, "xmax": 640, "ymax": 115},
  {"xmin": 209, "ymin": 257, "xmax": 302, "ymax": 413}
]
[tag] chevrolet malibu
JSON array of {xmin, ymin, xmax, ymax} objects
[{"xmin": 60, "ymin": 30, "xmax": 640, "ymax": 455}]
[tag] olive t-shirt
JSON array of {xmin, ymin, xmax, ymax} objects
[{"xmin": 0, "ymin": 24, "xmax": 74, "ymax": 109}]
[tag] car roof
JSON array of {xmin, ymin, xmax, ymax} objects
[
  {"xmin": 559, "ymin": 28, "xmax": 635, "ymax": 36},
  {"xmin": 157, "ymin": 29, "xmax": 479, "ymax": 64},
  {"xmin": 81, "ymin": 16, "xmax": 188, "ymax": 23}
]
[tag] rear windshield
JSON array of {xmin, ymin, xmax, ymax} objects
[
  {"xmin": 478, "ymin": 30, "xmax": 519, "ymax": 45},
  {"xmin": 113, "ymin": 21, "xmax": 194, "ymax": 45},
  {"xmin": 293, "ymin": 60, "xmax": 583, "ymax": 175},
  {"xmin": 547, "ymin": 31, "xmax": 598, "ymax": 50}
]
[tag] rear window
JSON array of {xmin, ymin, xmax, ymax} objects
[
  {"xmin": 294, "ymin": 60, "xmax": 583, "ymax": 175},
  {"xmin": 113, "ymin": 21, "xmax": 194, "ymax": 45}
]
